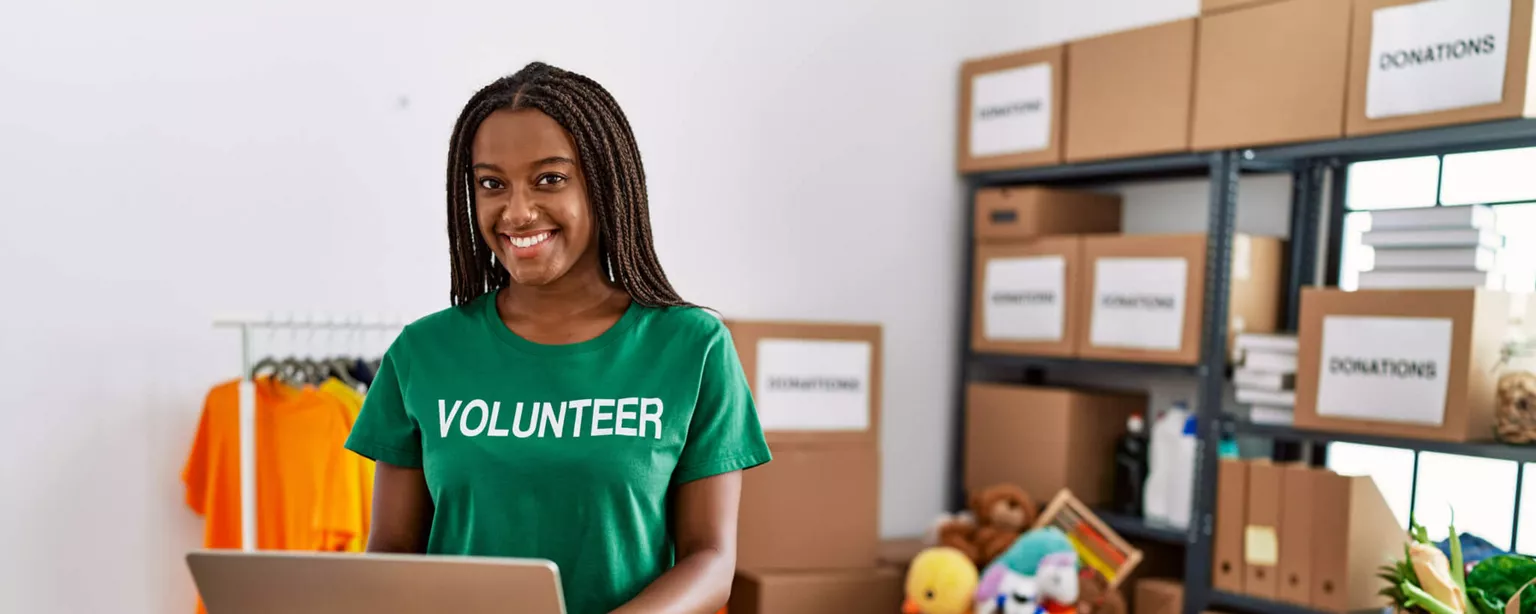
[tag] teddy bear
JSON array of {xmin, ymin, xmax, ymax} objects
[
  {"xmin": 930, "ymin": 483, "xmax": 1037, "ymax": 568},
  {"xmin": 1496, "ymin": 370, "xmax": 1536, "ymax": 444},
  {"xmin": 1074, "ymin": 568, "xmax": 1126, "ymax": 614}
]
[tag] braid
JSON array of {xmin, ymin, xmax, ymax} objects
[{"xmin": 444, "ymin": 63, "xmax": 692, "ymax": 309}]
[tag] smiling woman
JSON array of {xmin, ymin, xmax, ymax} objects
[{"xmin": 341, "ymin": 62, "xmax": 773, "ymax": 614}]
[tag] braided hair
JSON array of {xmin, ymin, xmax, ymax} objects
[{"xmin": 445, "ymin": 62, "xmax": 691, "ymax": 309}]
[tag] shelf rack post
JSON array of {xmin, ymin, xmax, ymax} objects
[{"xmin": 949, "ymin": 177, "xmax": 982, "ymax": 511}]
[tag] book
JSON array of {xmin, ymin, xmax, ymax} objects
[
  {"xmin": 1361, "ymin": 227, "xmax": 1502, "ymax": 249},
  {"xmin": 1249, "ymin": 405, "xmax": 1294, "ymax": 425},
  {"xmin": 1234, "ymin": 368, "xmax": 1295, "ymax": 391},
  {"xmin": 1234, "ymin": 333, "xmax": 1298, "ymax": 355},
  {"xmin": 1357, "ymin": 269, "xmax": 1503, "ymax": 290},
  {"xmin": 1370, "ymin": 246, "xmax": 1498, "ymax": 271},
  {"xmin": 1368, "ymin": 204, "xmax": 1495, "ymax": 231},
  {"xmin": 1236, "ymin": 387, "xmax": 1296, "ymax": 407},
  {"xmin": 1237, "ymin": 350, "xmax": 1297, "ymax": 373}
]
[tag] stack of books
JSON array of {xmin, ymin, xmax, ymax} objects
[
  {"xmin": 1233, "ymin": 333, "xmax": 1297, "ymax": 425},
  {"xmin": 1359, "ymin": 204, "xmax": 1503, "ymax": 290}
]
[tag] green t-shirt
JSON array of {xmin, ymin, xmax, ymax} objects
[{"xmin": 343, "ymin": 293, "xmax": 772, "ymax": 614}]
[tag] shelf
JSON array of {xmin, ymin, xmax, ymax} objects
[
  {"xmin": 1231, "ymin": 420, "xmax": 1536, "ymax": 464},
  {"xmin": 1207, "ymin": 591, "xmax": 1338, "ymax": 614},
  {"xmin": 1092, "ymin": 509, "xmax": 1188, "ymax": 546},
  {"xmin": 1247, "ymin": 117, "xmax": 1536, "ymax": 165},
  {"xmin": 965, "ymin": 152, "xmax": 1215, "ymax": 186},
  {"xmin": 970, "ymin": 352, "xmax": 1201, "ymax": 376}
]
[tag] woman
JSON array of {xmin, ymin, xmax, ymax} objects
[{"xmin": 344, "ymin": 62, "xmax": 772, "ymax": 614}]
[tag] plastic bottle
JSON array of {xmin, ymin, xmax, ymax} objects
[
  {"xmin": 1165, "ymin": 414, "xmax": 1199, "ymax": 530},
  {"xmin": 1142, "ymin": 401, "xmax": 1189, "ymax": 525},
  {"xmin": 1112, "ymin": 413, "xmax": 1149, "ymax": 516}
]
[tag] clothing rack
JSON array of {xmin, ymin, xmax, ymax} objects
[{"xmin": 212, "ymin": 312, "xmax": 407, "ymax": 551}]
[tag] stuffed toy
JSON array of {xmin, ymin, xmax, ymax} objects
[
  {"xmin": 1496, "ymin": 371, "xmax": 1536, "ymax": 444},
  {"xmin": 931, "ymin": 483, "xmax": 1037, "ymax": 568},
  {"xmin": 974, "ymin": 527, "xmax": 1080, "ymax": 614},
  {"xmin": 1074, "ymin": 568, "xmax": 1125, "ymax": 614},
  {"xmin": 902, "ymin": 547, "xmax": 980, "ymax": 614}
]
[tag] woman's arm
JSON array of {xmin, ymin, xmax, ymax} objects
[
  {"xmin": 611, "ymin": 471, "xmax": 743, "ymax": 614},
  {"xmin": 365, "ymin": 460, "xmax": 434, "ymax": 554}
]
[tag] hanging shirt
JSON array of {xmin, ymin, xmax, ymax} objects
[
  {"xmin": 343, "ymin": 293, "xmax": 772, "ymax": 614},
  {"xmin": 319, "ymin": 378, "xmax": 373, "ymax": 552}
]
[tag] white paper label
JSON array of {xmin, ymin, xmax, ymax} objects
[
  {"xmin": 969, "ymin": 63, "xmax": 1053, "ymax": 158},
  {"xmin": 1316, "ymin": 316, "xmax": 1454, "ymax": 426},
  {"xmin": 1366, "ymin": 0, "xmax": 1511, "ymax": 119},
  {"xmin": 983, "ymin": 256, "xmax": 1067, "ymax": 342},
  {"xmin": 755, "ymin": 339, "xmax": 872, "ymax": 432},
  {"xmin": 1089, "ymin": 258, "xmax": 1188, "ymax": 351}
]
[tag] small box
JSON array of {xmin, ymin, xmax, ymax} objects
[
  {"xmin": 728, "ymin": 568, "xmax": 903, "ymax": 614},
  {"xmin": 1293, "ymin": 288, "xmax": 1512, "ymax": 443},
  {"xmin": 1309, "ymin": 469, "xmax": 1405, "ymax": 612},
  {"xmin": 958, "ymin": 45, "xmax": 1066, "ymax": 172},
  {"xmin": 964, "ymin": 383, "xmax": 1146, "ymax": 506},
  {"xmin": 1243, "ymin": 461, "xmax": 1284, "ymax": 599},
  {"xmin": 1192, "ymin": 0, "xmax": 1353, "ymax": 149},
  {"xmin": 971, "ymin": 237, "xmax": 1084, "ymax": 358},
  {"xmin": 875, "ymin": 538, "xmax": 928, "ymax": 571},
  {"xmin": 1077, "ymin": 233, "xmax": 1283, "ymax": 365},
  {"xmin": 1136, "ymin": 578, "xmax": 1185, "ymax": 614},
  {"xmin": 724, "ymin": 321, "xmax": 881, "ymax": 446},
  {"xmin": 1066, "ymin": 19, "xmax": 1198, "ymax": 162},
  {"xmin": 974, "ymin": 186, "xmax": 1122, "ymax": 242},
  {"xmin": 1212, "ymin": 458, "xmax": 1249, "ymax": 592},
  {"xmin": 1347, "ymin": 0, "xmax": 1536, "ymax": 136},
  {"xmin": 737, "ymin": 440, "xmax": 879, "ymax": 570}
]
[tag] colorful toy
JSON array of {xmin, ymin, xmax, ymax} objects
[
  {"xmin": 975, "ymin": 527, "xmax": 1081, "ymax": 614},
  {"xmin": 902, "ymin": 547, "xmax": 981, "ymax": 614}
]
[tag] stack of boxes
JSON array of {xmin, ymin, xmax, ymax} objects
[
  {"xmin": 721, "ymin": 321, "xmax": 902, "ymax": 614},
  {"xmin": 1360, "ymin": 205, "xmax": 1504, "ymax": 290},
  {"xmin": 1232, "ymin": 333, "xmax": 1299, "ymax": 425}
]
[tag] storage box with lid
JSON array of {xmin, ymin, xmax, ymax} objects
[
  {"xmin": 1292, "ymin": 288, "xmax": 1514, "ymax": 443},
  {"xmin": 724, "ymin": 321, "xmax": 882, "ymax": 570},
  {"xmin": 958, "ymin": 45, "xmax": 1065, "ymax": 172},
  {"xmin": 1076, "ymin": 233, "xmax": 1283, "ymax": 365},
  {"xmin": 1065, "ymin": 19, "xmax": 1198, "ymax": 162},
  {"xmin": 1347, "ymin": 0, "xmax": 1536, "ymax": 136}
]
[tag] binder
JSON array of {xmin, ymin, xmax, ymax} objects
[
  {"xmin": 1212, "ymin": 458, "xmax": 1248, "ymax": 592},
  {"xmin": 1310, "ymin": 470, "xmax": 1404, "ymax": 612},
  {"xmin": 1277, "ymin": 464, "xmax": 1314, "ymax": 605},
  {"xmin": 1243, "ymin": 461, "xmax": 1283, "ymax": 598}
]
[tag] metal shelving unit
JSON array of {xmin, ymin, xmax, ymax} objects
[{"xmin": 952, "ymin": 118, "xmax": 1536, "ymax": 614}]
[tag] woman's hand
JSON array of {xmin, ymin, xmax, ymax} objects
[
  {"xmin": 611, "ymin": 471, "xmax": 742, "ymax": 614},
  {"xmin": 365, "ymin": 460, "xmax": 434, "ymax": 553}
]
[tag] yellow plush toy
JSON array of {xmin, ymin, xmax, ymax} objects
[{"xmin": 903, "ymin": 547, "xmax": 980, "ymax": 614}]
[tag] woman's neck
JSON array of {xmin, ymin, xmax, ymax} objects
[{"xmin": 498, "ymin": 272, "xmax": 625, "ymax": 322}]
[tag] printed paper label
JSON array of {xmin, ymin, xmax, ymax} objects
[
  {"xmin": 755, "ymin": 339, "xmax": 871, "ymax": 432},
  {"xmin": 1316, "ymin": 316, "xmax": 1453, "ymax": 426},
  {"xmin": 1245, "ymin": 526, "xmax": 1279, "ymax": 566},
  {"xmin": 1089, "ymin": 258, "xmax": 1188, "ymax": 351},
  {"xmin": 1366, "ymin": 0, "xmax": 1511, "ymax": 119},
  {"xmin": 969, "ymin": 63, "xmax": 1053, "ymax": 158},
  {"xmin": 983, "ymin": 255, "xmax": 1066, "ymax": 342}
]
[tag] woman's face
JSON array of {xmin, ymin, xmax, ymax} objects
[{"xmin": 471, "ymin": 108, "xmax": 597, "ymax": 288}]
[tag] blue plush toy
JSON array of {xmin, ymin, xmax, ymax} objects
[{"xmin": 974, "ymin": 527, "xmax": 1080, "ymax": 614}]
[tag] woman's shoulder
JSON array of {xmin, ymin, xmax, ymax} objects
[{"xmin": 633, "ymin": 304, "xmax": 733, "ymax": 345}]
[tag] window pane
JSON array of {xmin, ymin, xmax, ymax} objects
[
  {"xmin": 1518, "ymin": 464, "xmax": 1536, "ymax": 555},
  {"xmin": 1414, "ymin": 452, "xmax": 1517, "ymax": 547},
  {"xmin": 1326, "ymin": 442, "xmax": 1414, "ymax": 530},
  {"xmin": 1338, "ymin": 211, "xmax": 1373, "ymax": 291},
  {"xmin": 1347, "ymin": 156, "xmax": 1441, "ymax": 210},
  {"xmin": 1495, "ymin": 203, "xmax": 1536, "ymax": 292},
  {"xmin": 1442, "ymin": 147, "xmax": 1536, "ymax": 205}
]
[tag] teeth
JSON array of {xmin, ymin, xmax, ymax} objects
[{"xmin": 509, "ymin": 232, "xmax": 551, "ymax": 248}]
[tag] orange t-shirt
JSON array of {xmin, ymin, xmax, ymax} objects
[{"xmin": 318, "ymin": 378, "xmax": 374, "ymax": 552}]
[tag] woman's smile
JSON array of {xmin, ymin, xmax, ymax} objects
[{"xmin": 503, "ymin": 229, "xmax": 560, "ymax": 259}]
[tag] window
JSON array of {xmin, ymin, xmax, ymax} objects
[{"xmin": 1329, "ymin": 145, "xmax": 1536, "ymax": 553}]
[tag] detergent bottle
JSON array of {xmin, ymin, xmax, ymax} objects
[
  {"xmin": 1142, "ymin": 401, "xmax": 1189, "ymax": 526},
  {"xmin": 1164, "ymin": 413, "xmax": 1199, "ymax": 530}
]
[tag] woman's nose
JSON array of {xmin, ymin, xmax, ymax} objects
[{"xmin": 500, "ymin": 190, "xmax": 539, "ymax": 227}]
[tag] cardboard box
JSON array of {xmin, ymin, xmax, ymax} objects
[
  {"xmin": 1202, "ymin": 0, "xmax": 1283, "ymax": 13},
  {"xmin": 737, "ymin": 439, "xmax": 879, "ymax": 570},
  {"xmin": 875, "ymin": 538, "xmax": 927, "ymax": 571},
  {"xmin": 974, "ymin": 186, "xmax": 1122, "ymax": 242},
  {"xmin": 958, "ymin": 45, "xmax": 1066, "ymax": 172},
  {"xmin": 1347, "ymin": 0, "xmax": 1536, "ymax": 136},
  {"xmin": 1136, "ymin": 578, "xmax": 1185, "ymax": 614},
  {"xmin": 964, "ymin": 383, "xmax": 1146, "ymax": 505},
  {"xmin": 728, "ymin": 568, "xmax": 903, "ymax": 614},
  {"xmin": 1243, "ymin": 461, "xmax": 1283, "ymax": 599},
  {"xmin": 1066, "ymin": 19, "xmax": 1197, "ymax": 162},
  {"xmin": 1309, "ymin": 469, "xmax": 1404, "ymax": 612},
  {"xmin": 1191, "ymin": 0, "xmax": 1353, "ymax": 149},
  {"xmin": 1277, "ymin": 463, "xmax": 1315, "ymax": 605},
  {"xmin": 972, "ymin": 237, "xmax": 1084, "ymax": 358},
  {"xmin": 1077, "ymin": 233, "xmax": 1283, "ymax": 365},
  {"xmin": 1212, "ymin": 458, "xmax": 1248, "ymax": 593},
  {"xmin": 1293, "ymin": 289, "xmax": 1511, "ymax": 443},
  {"xmin": 724, "ymin": 321, "xmax": 882, "ymax": 445}
]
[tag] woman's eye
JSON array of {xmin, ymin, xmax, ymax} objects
[
  {"xmin": 536, "ymin": 174, "xmax": 567, "ymax": 186},
  {"xmin": 477, "ymin": 177, "xmax": 504, "ymax": 190}
]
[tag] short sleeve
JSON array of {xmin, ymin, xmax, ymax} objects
[
  {"xmin": 181, "ymin": 393, "xmax": 215, "ymax": 515},
  {"xmin": 672, "ymin": 328, "xmax": 773, "ymax": 485},
  {"xmin": 344, "ymin": 341, "xmax": 423, "ymax": 469}
]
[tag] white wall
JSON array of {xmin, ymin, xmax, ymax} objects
[{"xmin": 1, "ymin": 1, "xmax": 1253, "ymax": 612}]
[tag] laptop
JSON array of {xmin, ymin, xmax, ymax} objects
[{"xmin": 186, "ymin": 550, "xmax": 566, "ymax": 614}]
